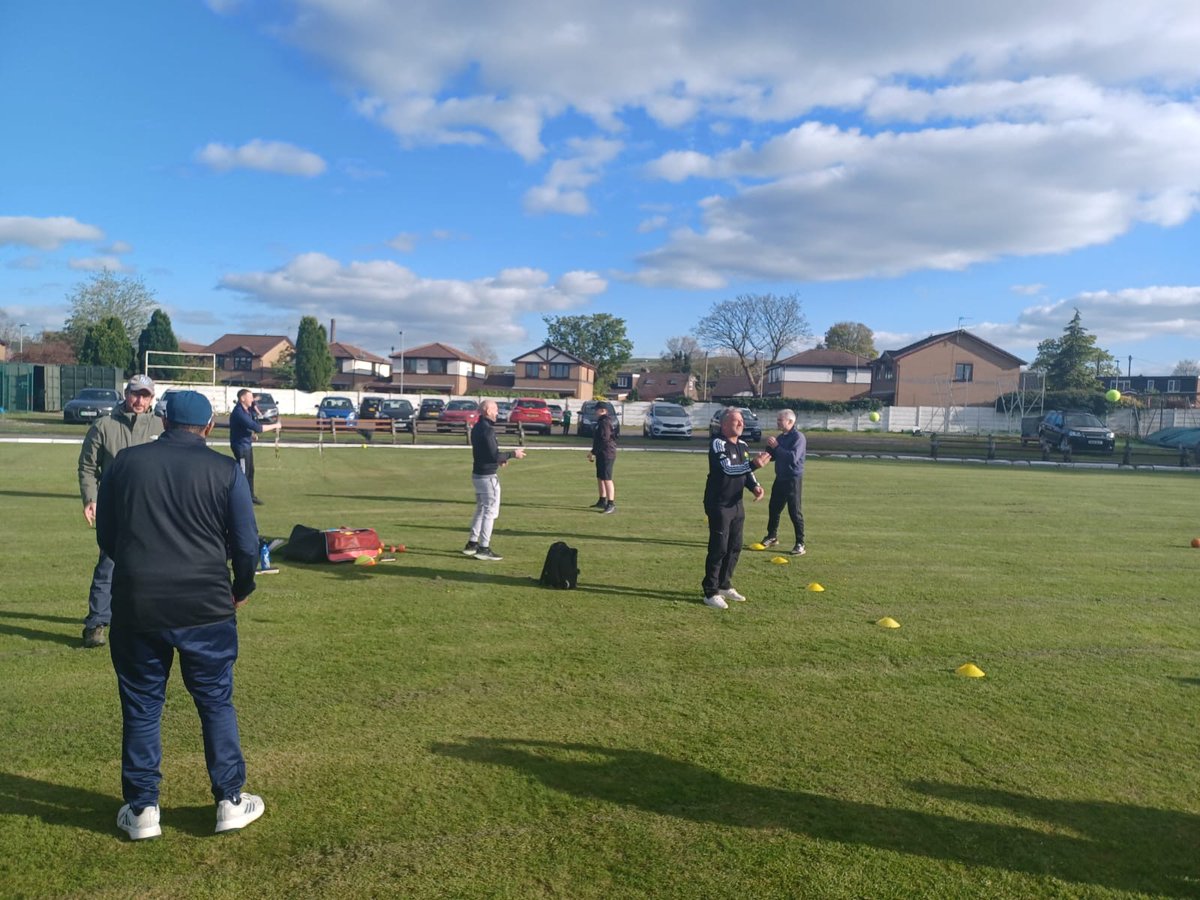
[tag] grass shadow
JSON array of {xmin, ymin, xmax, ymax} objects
[
  {"xmin": 430, "ymin": 738, "xmax": 1200, "ymax": 898},
  {"xmin": 0, "ymin": 772, "xmax": 116, "ymax": 836},
  {"xmin": 0, "ymin": 490, "xmax": 78, "ymax": 500},
  {"xmin": 0, "ymin": 611, "xmax": 81, "ymax": 647},
  {"xmin": 379, "ymin": 520, "xmax": 701, "ymax": 549}
]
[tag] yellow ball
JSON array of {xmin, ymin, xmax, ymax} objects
[
  {"xmin": 1105, "ymin": 389, "xmax": 1121, "ymax": 402},
  {"xmin": 868, "ymin": 411, "xmax": 881, "ymax": 422}
]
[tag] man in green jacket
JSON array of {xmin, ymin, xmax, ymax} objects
[{"xmin": 78, "ymin": 374, "xmax": 164, "ymax": 648}]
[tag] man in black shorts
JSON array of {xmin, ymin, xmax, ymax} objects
[{"xmin": 587, "ymin": 403, "xmax": 617, "ymax": 514}]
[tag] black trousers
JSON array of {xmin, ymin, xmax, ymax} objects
[
  {"xmin": 766, "ymin": 476, "xmax": 804, "ymax": 544},
  {"xmin": 702, "ymin": 503, "xmax": 744, "ymax": 597},
  {"xmin": 234, "ymin": 446, "xmax": 256, "ymax": 499}
]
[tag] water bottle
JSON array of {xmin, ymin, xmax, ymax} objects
[{"xmin": 259, "ymin": 539, "xmax": 271, "ymax": 571}]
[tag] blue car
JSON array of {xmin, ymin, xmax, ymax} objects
[{"xmin": 316, "ymin": 396, "xmax": 358, "ymax": 425}]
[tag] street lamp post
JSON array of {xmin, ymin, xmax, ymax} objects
[
  {"xmin": 17, "ymin": 323, "xmax": 29, "ymax": 355},
  {"xmin": 399, "ymin": 330, "xmax": 405, "ymax": 397}
]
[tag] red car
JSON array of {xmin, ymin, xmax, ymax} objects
[
  {"xmin": 508, "ymin": 397, "xmax": 553, "ymax": 434},
  {"xmin": 438, "ymin": 399, "xmax": 481, "ymax": 431}
]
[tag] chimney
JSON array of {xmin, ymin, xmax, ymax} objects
[{"xmin": 329, "ymin": 318, "xmax": 336, "ymax": 342}]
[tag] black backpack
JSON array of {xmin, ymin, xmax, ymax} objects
[{"xmin": 539, "ymin": 541, "xmax": 579, "ymax": 589}]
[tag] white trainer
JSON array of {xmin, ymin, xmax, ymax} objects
[
  {"xmin": 719, "ymin": 587, "xmax": 747, "ymax": 602},
  {"xmin": 117, "ymin": 803, "xmax": 161, "ymax": 840},
  {"xmin": 703, "ymin": 594, "xmax": 729, "ymax": 609},
  {"xmin": 215, "ymin": 792, "xmax": 265, "ymax": 834}
]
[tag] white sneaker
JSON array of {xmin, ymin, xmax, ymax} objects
[
  {"xmin": 117, "ymin": 803, "xmax": 161, "ymax": 840},
  {"xmin": 791, "ymin": 543, "xmax": 806, "ymax": 556},
  {"xmin": 719, "ymin": 587, "xmax": 747, "ymax": 602},
  {"xmin": 215, "ymin": 792, "xmax": 265, "ymax": 834},
  {"xmin": 703, "ymin": 594, "xmax": 728, "ymax": 609}
]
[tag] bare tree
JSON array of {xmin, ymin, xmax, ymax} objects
[
  {"xmin": 1173, "ymin": 359, "xmax": 1200, "ymax": 376},
  {"xmin": 694, "ymin": 293, "xmax": 811, "ymax": 396},
  {"xmin": 661, "ymin": 335, "xmax": 702, "ymax": 372}
]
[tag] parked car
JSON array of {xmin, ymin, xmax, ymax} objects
[
  {"xmin": 495, "ymin": 401, "xmax": 512, "ymax": 423},
  {"xmin": 577, "ymin": 400, "xmax": 620, "ymax": 438},
  {"xmin": 63, "ymin": 388, "xmax": 122, "ymax": 424},
  {"xmin": 548, "ymin": 403, "xmax": 564, "ymax": 426},
  {"xmin": 418, "ymin": 398, "xmax": 446, "ymax": 420},
  {"xmin": 708, "ymin": 407, "xmax": 762, "ymax": 442},
  {"xmin": 253, "ymin": 393, "xmax": 279, "ymax": 424},
  {"xmin": 358, "ymin": 396, "xmax": 386, "ymax": 419},
  {"xmin": 379, "ymin": 398, "xmax": 415, "ymax": 428},
  {"xmin": 1038, "ymin": 410, "xmax": 1115, "ymax": 453},
  {"xmin": 316, "ymin": 396, "xmax": 358, "ymax": 424},
  {"xmin": 439, "ymin": 399, "xmax": 481, "ymax": 430},
  {"xmin": 643, "ymin": 401, "xmax": 693, "ymax": 439},
  {"xmin": 509, "ymin": 397, "xmax": 553, "ymax": 434}
]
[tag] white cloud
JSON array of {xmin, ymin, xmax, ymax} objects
[
  {"xmin": 195, "ymin": 140, "xmax": 327, "ymax": 177},
  {"xmin": 218, "ymin": 252, "xmax": 605, "ymax": 350},
  {"xmin": 0, "ymin": 216, "xmax": 104, "ymax": 250},
  {"xmin": 523, "ymin": 137, "xmax": 623, "ymax": 215},
  {"xmin": 100, "ymin": 240, "xmax": 134, "ymax": 254},
  {"xmin": 637, "ymin": 215, "xmax": 667, "ymax": 233},
  {"xmin": 69, "ymin": 256, "xmax": 133, "ymax": 273},
  {"xmin": 1011, "ymin": 283, "xmax": 1046, "ymax": 296},
  {"xmin": 387, "ymin": 232, "xmax": 418, "ymax": 252}
]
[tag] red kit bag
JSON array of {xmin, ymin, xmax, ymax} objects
[{"xmin": 323, "ymin": 528, "xmax": 383, "ymax": 562}]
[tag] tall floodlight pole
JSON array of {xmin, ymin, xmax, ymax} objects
[
  {"xmin": 18, "ymin": 323, "xmax": 29, "ymax": 354},
  {"xmin": 399, "ymin": 330, "xmax": 405, "ymax": 396}
]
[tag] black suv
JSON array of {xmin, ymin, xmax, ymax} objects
[
  {"xmin": 1038, "ymin": 410, "xmax": 1115, "ymax": 453},
  {"xmin": 578, "ymin": 400, "xmax": 620, "ymax": 438},
  {"xmin": 708, "ymin": 407, "xmax": 762, "ymax": 442}
]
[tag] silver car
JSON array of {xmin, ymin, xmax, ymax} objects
[
  {"xmin": 643, "ymin": 401, "xmax": 693, "ymax": 439},
  {"xmin": 63, "ymin": 388, "xmax": 122, "ymax": 423}
]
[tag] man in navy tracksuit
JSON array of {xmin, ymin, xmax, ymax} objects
[
  {"xmin": 229, "ymin": 389, "xmax": 280, "ymax": 505},
  {"xmin": 760, "ymin": 409, "xmax": 807, "ymax": 556},
  {"xmin": 97, "ymin": 391, "xmax": 265, "ymax": 840},
  {"xmin": 702, "ymin": 408, "xmax": 767, "ymax": 609}
]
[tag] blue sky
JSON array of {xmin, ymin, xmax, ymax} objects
[{"xmin": 2, "ymin": 0, "xmax": 1199, "ymax": 373}]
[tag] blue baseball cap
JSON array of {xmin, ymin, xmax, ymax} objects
[{"xmin": 167, "ymin": 390, "xmax": 213, "ymax": 426}]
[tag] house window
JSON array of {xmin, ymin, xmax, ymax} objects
[
  {"xmin": 549, "ymin": 363, "xmax": 570, "ymax": 379},
  {"xmin": 524, "ymin": 362, "xmax": 540, "ymax": 378},
  {"xmin": 1168, "ymin": 379, "xmax": 1179, "ymax": 392},
  {"xmin": 832, "ymin": 367, "xmax": 848, "ymax": 383},
  {"xmin": 1145, "ymin": 379, "xmax": 1155, "ymax": 391},
  {"xmin": 954, "ymin": 363, "xmax": 973, "ymax": 382},
  {"xmin": 617, "ymin": 375, "xmax": 630, "ymax": 388},
  {"xmin": 233, "ymin": 352, "xmax": 253, "ymax": 371}
]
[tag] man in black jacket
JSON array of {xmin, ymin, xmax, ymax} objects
[
  {"xmin": 702, "ymin": 408, "xmax": 767, "ymax": 609},
  {"xmin": 463, "ymin": 399, "xmax": 526, "ymax": 561},
  {"xmin": 97, "ymin": 391, "xmax": 264, "ymax": 840},
  {"xmin": 586, "ymin": 402, "xmax": 618, "ymax": 513}
]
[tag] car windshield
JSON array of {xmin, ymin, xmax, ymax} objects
[
  {"xmin": 516, "ymin": 400, "xmax": 545, "ymax": 408},
  {"xmin": 1065, "ymin": 413, "xmax": 1105, "ymax": 428},
  {"xmin": 738, "ymin": 409, "xmax": 757, "ymax": 420},
  {"xmin": 382, "ymin": 400, "xmax": 409, "ymax": 411},
  {"xmin": 323, "ymin": 398, "xmax": 352, "ymax": 409},
  {"xmin": 78, "ymin": 389, "xmax": 119, "ymax": 401},
  {"xmin": 257, "ymin": 394, "xmax": 275, "ymax": 404},
  {"xmin": 655, "ymin": 405, "xmax": 686, "ymax": 417},
  {"xmin": 447, "ymin": 400, "xmax": 477, "ymax": 410},
  {"xmin": 421, "ymin": 400, "xmax": 442, "ymax": 408}
]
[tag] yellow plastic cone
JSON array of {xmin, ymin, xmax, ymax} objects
[
  {"xmin": 955, "ymin": 663, "xmax": 985, "ymax": 678},
  {"xmin": 876, "ymin": 617, "xmax": 900, "ymax": 628},
  {"xmin": 749, "ymin": 542, "xmax": 766, "ymax": 551},
  {"xmin": 806, "ymin": 582, "xmax": 825, "ymax": 592},
  {"xmin": 770, "ymin": 556, "xmax": 789, "ymax": 564}
]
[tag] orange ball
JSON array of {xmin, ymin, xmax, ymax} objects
[
  {"xmin": 1191, "ymin": 537, "xmax": 1200, "ymax": 548},
  {"xmin": 396, "ymin": 544, "xmax": 406, "ymax": 553}
]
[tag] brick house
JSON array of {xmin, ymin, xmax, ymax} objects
[
  {"xmin": 511, "ymin": 344, "xmax": 595, "ymax": 398},
  {"xmin": 1102, "ymin": 375, "xmax": 1200, "ymax": 408},
  {"xmin": 329, "ymin": 341, "xmax": 392, "ymax": 390},
  {"xmin": 636, "ymin": 370, "xmax": 698, "ymax": 401},
  {"xmin": 870, "ymin": 330, "xmax": 1025, "ymax": 407},
  {"xmin": 204, "ymin": 334, "xmax": 294, "ymax": 387},
  {"xmin": 765, "ymin": 349, "xmax": 872, "ymax": 402},
  {"xmin": 389, "ymin": 342, "xmax": 488, "ymax": 395}
]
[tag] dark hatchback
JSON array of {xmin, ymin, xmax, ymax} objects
[
  {"xmin": 63, "ymin": 388, "xmax": 122, "ymax": 424},
  {"xmin": 379, "ymin": 398, "xmax": 414, "ymax": 427},
  {"xmin": 708, "ymin": 407, "xmax": 762, "ymax": 442},
  {"xmin": 1038, "ymin": 410, "xmax": 1116, "ymax": 453},
  {"xmin": 418, "ymin": 398, "xmax": 445, "ymax": 420},
  {"xmin": 577, "ymin": 400, "xmax": 620, "ymax": 438}
]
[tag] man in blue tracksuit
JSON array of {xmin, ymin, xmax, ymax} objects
[
  {"xmin": 229, "ymin": 389, "xmax": 280, "ymax": 505},
  {"xmin": 760, "ymin": 409, "xmax": 807, "ymax": 556},
  {"xmin": 98, "ymin": 391, "xmax": 265, "ymax": 840}
]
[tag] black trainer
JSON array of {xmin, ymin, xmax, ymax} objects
[
  {"xmin": 602, "ymin": 502, "xmax": 616, "ymax": 515},
  {"xmin": 591, "ymin": 498, "xmax": 607, "ymax": 509},
  {"xmin": 462, "ymin": 541, "xmax": 479, "ymax": 556}
]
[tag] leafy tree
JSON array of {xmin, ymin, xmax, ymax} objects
[
  {"xmin": 270, "ymin": 346, "xmax": 297, "ymax": 389},
  {"xmin": 64, "ymin": 270, "xmax": 156, "ymax": 352},
  {"xmin": 543, "ymin": 313, "xmax": 634, "ymax": 395},
  {"xmin": 78, "ymin": 316, "xmax": 135, "ymax": 373},
  {"xmin": 694, "ymin": 292, "xmax": 811, "ymax": 396},
  {"xmin": 1030, "ymin": 309, "xmax": 1114, "ymax": 391},
  {"xmin": 293, "ymin": 317, "xmax": 334, "ymax": 391},
  {"xmin": 1173, "ymin": 359, "xmax": 1200, "ymax": 376},
  {"xmin": 661, "ymin": 335, "xmax": 702, "ymax": 373},
  {"xmin": 820, "ymin": 321, "xmax": 876, "ymax": 358},
  {"xmin": 136, "ymin": 309, "xmax": 181, "ymax": 380}
]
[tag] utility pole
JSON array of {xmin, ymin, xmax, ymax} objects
[{"xmin": 398, "ymin": 330, "xmax": 405, "ymax": 396}]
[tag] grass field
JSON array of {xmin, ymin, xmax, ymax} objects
[{"xmin": 1, "ymin": 441, "xmax": 1198, "ymax": 899}]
